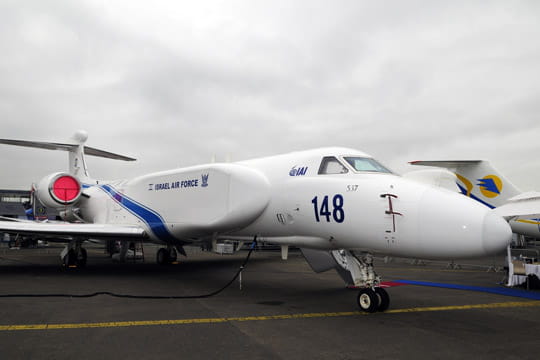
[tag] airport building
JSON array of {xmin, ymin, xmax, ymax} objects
[
  {"xmin": 0, "ymin": 189, "xmax": 61, "ymax": 219},
  {"xmin": 0, "ymin": 189, "xmax": 60, "ymax": 247},
  {"xmin": 0, "ymin": 189, "xmax": 32, "ymax": 219}
]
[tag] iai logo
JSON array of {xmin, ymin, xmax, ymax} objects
[
  {"xmin": 289, "ymin": 166, "xmax": 308, "ymax": 177},
  {"xmin": 201, "ymin": 174, "xmax": 209, "ymax": 187},
  {"xmin": 476, "ymin": 175, "xmax": 502, "ymax": 198}
]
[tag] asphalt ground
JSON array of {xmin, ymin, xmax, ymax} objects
[{"xmin": 0, "ymin": 244, "xmax": 539, "ymax": 360}]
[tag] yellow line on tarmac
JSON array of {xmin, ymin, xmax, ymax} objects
[
  {"xmin": 385, "ymin": 301, "xmax": 540, "ymax": 314},
  {"xmin": 1, "ymin": 301, "xmax": 538, "ymax": 332}
]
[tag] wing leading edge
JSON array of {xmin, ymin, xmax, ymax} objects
[{"xmin": 0, "ymin": 221, "xmax": 147, "ymax": 241}]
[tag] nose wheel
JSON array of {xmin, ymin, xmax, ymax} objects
[{"xmin": 357, "ymin": 287, "xmax": 390, "ymax": 313}]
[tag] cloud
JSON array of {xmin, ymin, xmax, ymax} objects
[{"xmin": 0, "ymin": 0, "xmax": 539, "ymax": 191}]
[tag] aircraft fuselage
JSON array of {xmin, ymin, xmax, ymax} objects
[{"xmin": 78, "ymin": 147, "xmax": 511, "ymax": 259}]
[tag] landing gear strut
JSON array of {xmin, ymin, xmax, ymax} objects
[
  {"xmin": 156, "ymin": 245, "xmax": 179, "ymax": 265},
  {"xmin": 61, "ymin": 241, "xmax": 87, "ymax": 268},
  {"xmin": 331, "ymin": 250, "xmax": 390, "ymax": 313}
]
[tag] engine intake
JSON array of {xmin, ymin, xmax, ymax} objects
[{"xmin": 36, "ymin": 172, "xmax": 82, "ymax": 208}]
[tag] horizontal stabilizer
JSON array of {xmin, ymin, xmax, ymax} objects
[
  {"xmin": 410, "ymin": 160, "xmax": 482, "ymax": 168},
  {"xmin": 83, "ymin": 146, "xmax": 136, "ymax": 161},
  {"xmin": 0, "ymin": 139, "xmax": 136, "ymax": 161}
]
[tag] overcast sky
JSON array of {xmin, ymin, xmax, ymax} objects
[{"xmin": 0, "ymin": 0, "xmax": 539, "ymax": 191}]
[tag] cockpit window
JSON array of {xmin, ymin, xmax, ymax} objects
[
  {"xmin": 344, "ymin": 157, "xmax": 392, "ymax": 173},
  {"xmin": 318, "ymin": 156, "xmax": 349, "ymax": 175}
]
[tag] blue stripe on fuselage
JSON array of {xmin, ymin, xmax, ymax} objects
[
  {"xmin": 457, "ymin": 184, "xmax": 496, "ymax": 209},
  {"xmin": 99, "ymin": 184, "xmax": 177, "ymax": 243}
]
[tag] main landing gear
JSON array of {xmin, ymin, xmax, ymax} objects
[
  {"xmin": 61, "ymin": 241, "xmax": 87, "ymax": 268},
  {"xmin": 156, "ymin": 245, "xmax": 185, "ymax": 265},
  {"xmin": 331, "ymin": 250, "xmax": 390, "ymax": 313}
]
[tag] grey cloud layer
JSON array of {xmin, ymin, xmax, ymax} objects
[{"xmin": 0, "ymin": 0, "xmax": 539, "ymax": 190}]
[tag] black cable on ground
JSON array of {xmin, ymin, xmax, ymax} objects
[{"xmin": 0, "ymin": 240, "xmax": 258, "ymax": 299}]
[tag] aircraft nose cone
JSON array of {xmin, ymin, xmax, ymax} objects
[
  {"xmin": 411, "ymin": 185, "xmax": 512, "ymax": 258},
  {"xmin": 482, "ymin": 211, "xmax": 512, "ymax": 255}
]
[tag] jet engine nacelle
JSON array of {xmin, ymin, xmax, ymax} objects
[{"xmin": 36, "ymin": 172, "xmax": 82, "ymax": 208}]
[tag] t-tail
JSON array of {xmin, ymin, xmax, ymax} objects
[
  {"xmin": 0, "ymin": 130, "xmax": 136, "ymax": 183},
  {"xmin": 0, "ymin": 130, "xmax": 136, "ymax": 218},
  {"xmin": 410, "ymin": 160, "xmax": 521, "ymax": 209}
]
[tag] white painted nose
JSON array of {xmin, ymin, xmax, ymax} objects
[
  {"xmin": 482, "ymin": 211, "xmax": 512, "ymax": 255},
  {"xmin": 414, "ymin": 186, "xmax": 512, "ymax": 258}
]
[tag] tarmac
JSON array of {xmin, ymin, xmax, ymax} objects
[{"xmin": 0, "ymin": 244, "xmax": 539, "ymax": 360}]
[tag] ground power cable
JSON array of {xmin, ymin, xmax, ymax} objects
[{"xmin": 0, "ymin": 240, "xmax": 258, "ymax": 299}]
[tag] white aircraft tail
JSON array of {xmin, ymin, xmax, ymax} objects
[
  {"xmin": 410, "ymin": 160, "xmax": 521, "ymax": 209},
  {"xmin": 0, "ymin": 130, "xmax": 136, "ymax": 182}
]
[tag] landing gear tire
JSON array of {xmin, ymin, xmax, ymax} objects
[
  {"xmin": 156, "ymin": 248, "xmax": 170, "ymax": 265},
  {"xmin": 375, "ymin": 287, "xmax": 390, "ymax": 312},
  {"xmin": 357, "ymin": 288, "xmax": 379, "ymax": 313}
]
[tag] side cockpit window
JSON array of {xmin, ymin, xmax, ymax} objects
[
  {"xmin": 344, "ymin": 157, "xmax": 392, "ymax": 173},
  {"xmin": 318, "ymin": 156, "xmax": 349, "ymax": 175}
]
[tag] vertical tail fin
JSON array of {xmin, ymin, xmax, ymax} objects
[
  {"xmin": 69, "ymin": 130, "xmax": 91, "ymax": 181},
  {"xmin": 0, "ymin": 130, "xmax": 136, "ymax": 182},
  {"xmin": 410, "ymin": 160, "xmax": 521, "ymax": 209}
]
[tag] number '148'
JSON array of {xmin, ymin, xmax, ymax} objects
[{"xmin": 311, "ymin": 195, "xmax": 345, "ymax": 223}]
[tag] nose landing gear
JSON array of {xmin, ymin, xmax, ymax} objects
[
  {"xmin": 357, "ymin": 287, "xmax": 390, "ymax": 313},
  {"xmin": 331, "ymin": 250, "xmax": 390, "ymax": 313}
]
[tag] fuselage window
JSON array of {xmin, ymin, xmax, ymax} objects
[
  {"xmin": 343, "ymin": 157, "xmax": 392, "ymax": 173},
  {"xmin": 318, "ymin": 156, "xmax": 349, "ymax": 175}
]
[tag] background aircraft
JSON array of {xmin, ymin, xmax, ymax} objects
[
  {"xmin": 0, "ymin": 131, "xmax": 511, "ymax": 312},
  {"xmin": 410, "ymin": 160, "xmax": 540, "ymax": 239}
]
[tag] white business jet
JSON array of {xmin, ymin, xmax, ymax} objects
[
  {"xmin": 0, "ymin": 131, "xmax": 511, "ymax": 312},
  {"xmin": 410, "ymin": 160, "xmax": 540, "ymax": 239}
]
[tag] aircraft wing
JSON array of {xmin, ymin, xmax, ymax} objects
[
  {"xmin": 0, "ymin": 220, "xmax": 147, "ymax": 241},
  {"xmin": 492, "ymin": 192, "xmax": 540, "ymax": 218}
]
